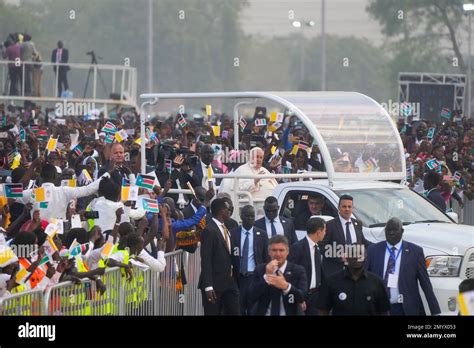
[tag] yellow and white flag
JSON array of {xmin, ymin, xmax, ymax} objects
[
  {"xmin": 46, "ymin": 137, "xmax": 58, "ymax": 152},
  {"xmin": 121, "ymin": 185, "xmax": 139, "ymax": 201},
  {"xmin": 205, "ymin": 105, "xmax": 212, "ymax": 116},
  {"xmin": 115, "ymin": 129, "xmax": 128, "ymax": 142}
]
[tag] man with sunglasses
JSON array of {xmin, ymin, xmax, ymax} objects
[{"xmin": 254, "ymin": 196, "xmax": 297, "ymax": 246}]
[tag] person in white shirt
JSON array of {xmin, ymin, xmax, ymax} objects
[
  {"xmin": 126, "ymin": 232, "xmax": 166, "ymax": 273},
  {"xmin": 87, "ymin": 177, "xmax": 145, "ymax": 233},
  {"xmin": 18, "ymin": 164, "xmax": 109, "ymax": 222},
  {"xmin": 220, "ymin": 147, "xmax": 277, "ymax": 201}
]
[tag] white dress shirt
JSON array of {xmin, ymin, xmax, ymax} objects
[
  {"xmin": 200, "ymin": 161, "xmax": 215, "ymax": 190},
  {"xmin": 383, "ymin": 240, "xmax": 403, "ymax": 304},
  {"xmin": 18, "ymin": 174, "xmax": 108, "ymax": 222},
  {"xmin": 306, "ymin": 236, "xmax": 317, "ymax": 290},
  {"xmin": 264, "ymin": 260, "xmax": 291, "ymax": 316},
  {"xmin": 88, "ymin": 196, "xmax": 145, "ymax": 233},
  {"xmin": 264, "ymin": 216, "xmax": 284, "ymax": 239},
  {"xmin": 338, "ymin": 214, "xmax": 357, "ymax": 243}
]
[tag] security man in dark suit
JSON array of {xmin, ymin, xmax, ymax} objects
[
  {"xmin": 317, "ymin": 248, "xmax": 390, "ymax": 316},
  {"xmin": 51, "ymin": 40, "xmax": 70, "ymax": 96},
  {"xmin": 198, "ymin": 198, "xmax": 240, "ymax": 315},
  {"xmin": 365, "ymin": 217, "xmax": 441, "ymax": 316},
  {"xmin": 190, "ymin": 144, "xmax": 222, "ymax": 190},
  {"xmin": 230, "ymin": 205, "xmax": 269, "ymax": 315},
  {"xmin": 254, "ymin": 196, "xmax": 298, "ymax": 246},
  {"xmin": 182, "ymin": 186, "xmax": 207, "ymax": 219},
  {"xmin": 248, "ymin": 235, "xmax": 307, "ymax": 316},
  {"xmin": 289, "ymin": 217, "xmax": 326, "ymax": 315},
  {"xmin": 320, "ymin": 194, "xmax": 371, "ymax": 277}
]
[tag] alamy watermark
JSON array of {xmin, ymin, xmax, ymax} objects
[
  {"xmin": 380, "ymin": 100, "xmax": 420, "ymax": 118},
  {"xmin": 55, "ymin": 100, "xmax": 95, "ymax": 117}
]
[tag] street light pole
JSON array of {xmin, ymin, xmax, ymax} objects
[
  {"xmin": 463, "ymin": 3, "xmax": 474, "ymax": 118},
  {"xmin": 301, "ymin": 25, "xmax": 305, "ymax": 83},
  {"xmin": 469, "ymin": 12, "xmax": 472, "ymax": 118},
  {"xmin": 147, "ymin": 0, "xmax": 153, "ymax": 92},
  {"xmin": 321, "ymin": 0, "xmax": 326, "ymax": 91}
]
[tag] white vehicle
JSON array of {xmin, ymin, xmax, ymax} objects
[{"xmin": 139, "ymin": 91, "xmax": 474, "ymax": 315}]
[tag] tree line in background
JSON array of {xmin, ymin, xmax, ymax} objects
[{"xmin": 0, "ymin": 0, "xmax": 467, "ymax": 103}]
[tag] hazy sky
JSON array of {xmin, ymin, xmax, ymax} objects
[{"xmin": 241, "ymin": 0, "xmax": 384, "ymax": 44}]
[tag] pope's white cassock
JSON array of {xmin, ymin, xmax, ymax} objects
[{"xmin": 219, "ymin": 162, "xmax": 278, "ymax": 201}]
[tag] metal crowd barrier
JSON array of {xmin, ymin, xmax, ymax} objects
[
  {"xmin": 0, "ymin": 288, "xmax": 43, "ymax": 316},
  {"xmin": 0, "ymin": 247, "xmax": 203, "ymax": 316}
]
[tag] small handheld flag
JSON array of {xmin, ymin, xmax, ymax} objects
[
  {"xmin": 82, "ymin": 169, "xmax": 93, "ymax": 183},
  {"xmin": 46, "ymin": 137, "xmax": 58, "ymax": 152},
  {"xmin": 239, "ymin": 116, "xmax": 247, "ymax": 130},
  {"xmin": 255, "ymin": 118, "xmax": 267, "ymax": 127},
  {"xmin": 205, "ymin": 105, "xmax": 212, "ymax": 116},
  {"xmin": 440, "ymin": 107, "xmax": 452, "ymax": 120},
  {"xmin": 102, "ymin": 121, "xmax": 117, "ymax": 134},
  {"xmin": 426, "ymin": 128, "xmax": 435, "ymax": 140},
  {"xmin": 61, "ymin": 179, "xmax": 76, "ymax": 187},
  {"xmin": 212, "ymin": 125, "xmax": 220, "ymax": 137},
  {"xmin": 72, "ymin": 144, "xmax": 84, "ymax": 156},
  {"xmin": 136, "ymin": 174, "xmax": 155, "ymax": 190},
  {"xmin": 121, "ymin": 185, "xmax": 139, "ymax": 201},
  {"xmin": 425, "ymin": 158, "xmax": 440, "ymax": 171},
  {"xmin": 165, "ymin": 159, "xmax": 172, "ymax": 174},
  {"xmin": 178, "ymin": 114, "xmax": 187, "ymax": 128},
  {"xmin": 104, "ymin": 133, "xmax": 115, "ymax": 144},
  {"xmin": 115, "ymin": 129, "xmax": 128, "ymax": 143},
  {"xmin": 142, "ymin": 198, "xmax": 160, "ymax": 213},
  {"xmin": 4, "ymin": 183, "xmax": 23, "ymax": 198},
  {"xmin": 101, "ymin": 236, "xmax": 115, "ymax": 260},
  {"xmin": 270, "ymin": 111, "xmax": 277, "ymax": 122}
]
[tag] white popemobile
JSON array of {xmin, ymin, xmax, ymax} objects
[{"xmin": 140, "ymin": 91, "xmax": 474, "ymax": 315}]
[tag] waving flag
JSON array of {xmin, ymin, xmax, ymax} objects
[
  {"xmin": 212, "ymin": 125, "xmax": 220, "ymax": 137},
  {"xmin": 440, "ymin": 107, "xmax": 451, "ymax": 120},
  {"xmin": 102, "ymin": 121, "xmax": 117, "ymax": 134},
  {"xmin": 115, "ymin": 129, "xmax": 128, "ymax": 143},
  {"xmin": 101, "ymin": 236, "xmax": 115, "ymax": 260},
  {"xmin": 205, "ymin": 105, "xmax": 212, "ymax": 116},
  {"xmin": 17, "ymin": 126, "xmax": 26, "ymax": 142},
  {"xmin": 239, "ymin": 116, "xmax": 247, "ymax": 130},
  {"xmin": 136, "ymin": 174, "xmax": 155, "ymax": 190},
  {"xmin": 425, "ymin": 158, "xmax": 440, "ymax": 171},
  {"xmin": 37, "ymin": 130, "xmax": 48, "ymax": 141},
  {"xmin": 178, "ymin": 114, "xmax": 187, "ymax": 128},
  {"xmin": 4, "ymin": 183, "xmax": 23, "ymax": 198},
  {"xmin": 29, "ymin": 124, "xmax": 39, "ymax": 135},
  {"xmin": 255, "ymin": 118, "xmax": 267, "ymax": 127},
  {"xmin": 104, "ymin": 133, "xmax": 115, "ymax": 144},
  {"xmin": 142, "ymin": 198, "xmax": 159, "ymax": 213},
  {"xmin": 72, "ymin": 144, "xmax": 84, "ymax": 156},
  {"xmin": 121, "ymin": 185, "xmax": 138, "ymax": 201},
  {"xmin": 46, "ymin": 137, "xmax": 58, "ymax": 152}
]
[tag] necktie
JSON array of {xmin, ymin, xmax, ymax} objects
[
  {"xmin": 314, "ymin": 245, "xmax": 321, "ymax": 287},
  {"xmin": 383, "ymin": 246, "xmax": 397, "ymax": 289},
  {"xmin": 222, "ymin": 224, "xmax": 230, "ymax": 253},
  {"xmin": 270, "ymin": 272, "xmax": 281, "ymax": 316},
  {"xmin": 241, "ymin": 231, "xmax": 250, "ymax": 274},
  {"xmin": 270, "ymin": 219, "xmax": 277, "ymax": 237},
  {"xmin": 345, "ymin": 222, "xmax": 352, "ymax": 244}
]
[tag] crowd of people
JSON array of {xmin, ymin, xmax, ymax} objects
[{"xmin": 0, "ymin": 99, "xmax": 472, "ymax": 316}]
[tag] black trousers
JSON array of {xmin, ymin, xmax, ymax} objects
[
  {"xmin": 56, "ymin": 67, "xmax": 69, "ymax": 96},
  {"xmin": 201, "ymin": 287, "xmax": 240, "ymax": 316},
  {"xmin": 390, "ymin": 303, "xmax": 405, "ymax": 316},
  {"xmin": 305, "ymin": 289, "xmax": 320, "ymax": 316},
  {"xmin": 237, "ymin": 274, "xmax": 253, "ymax": 315}
]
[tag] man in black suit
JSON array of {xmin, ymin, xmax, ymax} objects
[
  {"xmin": 365, "ymin": 217, "xmax": 441, "ymax": 316},
  {"xmin": 320, "ymin": 194, "xmax": 371, "ymax": 277},
  {"xmin": 254, "ymin": 196, "xmax": 298, "ymax": 246},
  {"xmin": 423, "ymin": 171, "xmax": 446, "ymax": 212},
  {"xmin": 182, "ymin": 186, "xmax": 207, "ymax": 219},
  {"xmin": 230, "ymin": 205, "xmax": 269, "ymax": 315},
  {"xmin": 198, "ymin": 198, "xmax": 240, "ymax": 315},
  {"xmin": 289, "ymin": 217, "xmax": 326, "ymax": 315},
  {"xmin": 190, "ymin": 144, "xmax": 222, "ymax": 190},
  {"xmin": 248, "ymin": 235, "xmax": 307, "ymax": 315},
  {"xmin": 51, "ymin": 40, "xmax": 69, "ymax": 96}
]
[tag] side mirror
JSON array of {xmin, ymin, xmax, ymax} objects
[{"xmin": 446, "ymin": 211, "xmax": 458, "ymax": 223}]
